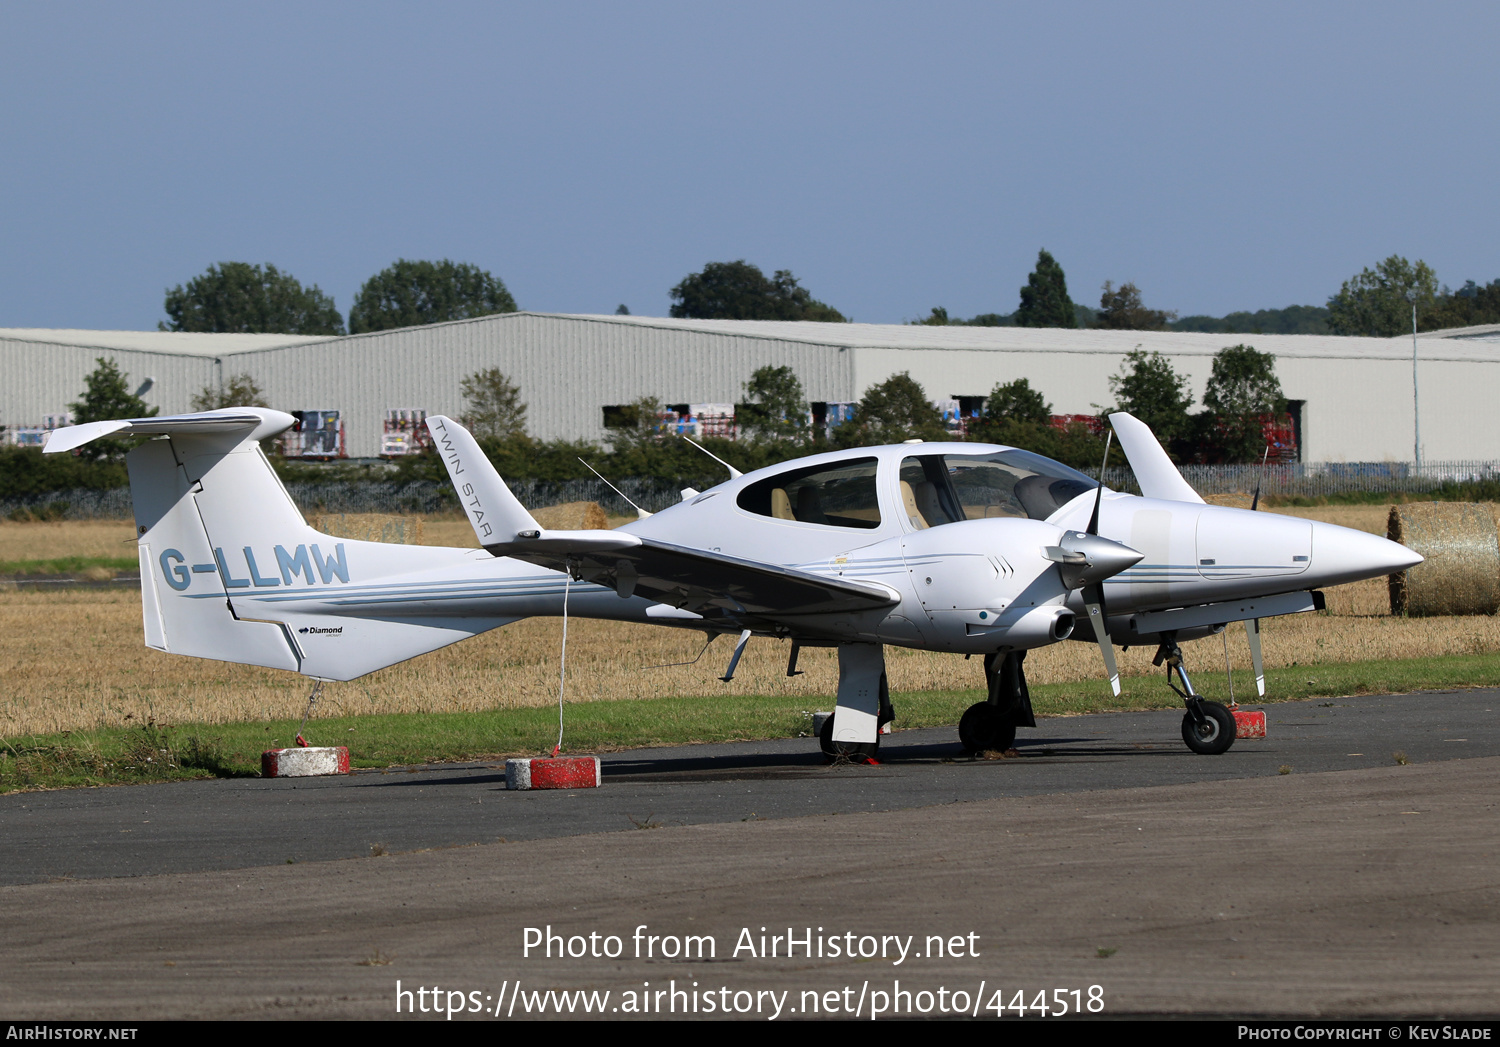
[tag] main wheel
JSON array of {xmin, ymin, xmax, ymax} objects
[
  {"xmin": 1181, "ymin": 701, "xmax": 1236, "ymax": 755},
  {"xmin": 959, "ymin": 702, "xmax": 1017, "ymax": 755},
  {"xmin": 820, "ymin": 712, "xmax": 880, "ymax": 762}
]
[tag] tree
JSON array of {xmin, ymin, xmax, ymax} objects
[
  {"xmin": 1325, "ymin": 255, "xmax": 1438, "ymax": 337},
  {"xmin": 1096, "ymin": 281, "xmax": 1176, "ymax": 331},
  {"xmin": 191, "ymin": 373, "xmax": 269, "ymax": 412},
  {"xmin": 1199, "ymin": 344, "xmax": 1286, "ymax": 462},
  {"xmin": 460, "ymin": 368, "xmax": 528, "ymax": 442},
  {"xmin": 69, "ymin": 357, "xmax": 157, "ymax": 459},
  {"xmin": 1014, "ymin": 249, "xmax": 1078, "ymax": 328},
  {"xmin": 1108, "ymin": 349, "xmax": 1193, "ymax": 448},
  {"xmin": 982, "ymin": 378, "xmax": 1051, "ymax": 425},
  {"xmin": 737, "ymin": 365, "xmax": 807, "ymax": 442},
  {"xmin": 160, "ymin": 262, "xmax": 344, "ymax": 335},
  {"xmin": 669, "ymin": 261, "xmax": 846, "ymax": 322},
  {"xmin": 1424, "ymin": 279, "xmax": 1500, "ymax": 331},
  {"xmin": 834, "ymin": 372, "xmax": 947, "ymax": 446},
  {"xmin": 349, "ymin": 259, "xmax": 518, "ymax": 334}
]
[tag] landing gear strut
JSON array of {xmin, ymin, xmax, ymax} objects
[
  {"xmin": 820, "ymin": 644, "xmax": 893, "ymax": 762},
  {"xmin": 1155, "ymin": 633, "xmax": 1235, "ymax": 755},
  {"xmin": 959, "ymin": 650, "xmax": 1036, "ymax": 755}
]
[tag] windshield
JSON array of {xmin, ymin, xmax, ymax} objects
[{"xmin": 899, "ymin": 450, "xmax": 1097, "ymax": 528}]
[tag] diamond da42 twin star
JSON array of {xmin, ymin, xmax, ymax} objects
[{"xmin": 45, "ymin": 407, "xmax": 1420, "ymax": 758}]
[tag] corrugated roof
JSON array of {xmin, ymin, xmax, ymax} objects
[
  {"xmin": 9, "ymin": 313, "xmax": 1499, "ymax": 363},
  {"xmin": 0, "ymin": 328, "xmax": 325, "ymax": 357},
  {"xmin": 551, "ymin": 313, "xmax": 1500, "ymax": 363}
]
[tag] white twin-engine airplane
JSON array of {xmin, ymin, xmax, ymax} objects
[{"xmin": 45, "ymin": 407, "xmax": 1419, "ymax": 760}]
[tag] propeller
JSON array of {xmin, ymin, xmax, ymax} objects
[{"xmin": 1041, "ymin": 430, "xmax": 1141, "ymax": 696}]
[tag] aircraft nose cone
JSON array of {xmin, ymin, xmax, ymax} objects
[{"xmin": 1309, "ymin": 522, "xmax": 1424, "ymax": 587}]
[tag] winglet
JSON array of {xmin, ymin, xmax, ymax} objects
[
  {"xmin": 427, "ymin": 415, "xmax": 542, "ymax": 546},
  {"xmin": 1107, "ymin": 412, "xmax": 1205, "ymax": 504}
]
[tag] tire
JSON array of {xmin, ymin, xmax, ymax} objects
[
  {"xmin": 820, "ymin": 712, "xmax": 880, "ymax": 762},
  {"xmin": 958, "ymin": 702, "xmax": 1017, "ymax": 756},
  {"xmin": 1181, "ymin": 701, "xmax": 1236, "ymax": 755}
]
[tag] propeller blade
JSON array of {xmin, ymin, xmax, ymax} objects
[
  {"xmin": 1087, "ymin": 431, "xmax": 1113, "ymax": 535},
  {"xmin": 1082, "ymin": 583, "xmax": 1120, "ymax": 696},
  {"xmin": 1251, "ymin": 446, "xmax": 1269, "ymax": 512},
  {"xmin": 1244, "ymin": 618, "xmax": 1266, "ymax": 697}
]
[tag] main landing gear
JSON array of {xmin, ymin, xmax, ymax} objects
[
  {"xmin": 820, "ymin": 643, "xmax": 894, "ymax": 762},
  {"xmin": 959, "ymin": 650, "xmax": 1037, "ymax": 755},
  {"xmin": 1155, "ymin": 632, "xmax": 1236, "ymax": 755}
]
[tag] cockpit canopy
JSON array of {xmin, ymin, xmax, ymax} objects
[
  {"xmin": 898, "ymin": 449, "xmax": 1097, "ymax": 529},
  {"xmin": 735, "ymin": 448, "xmax": 1098, "ymax": 530}
]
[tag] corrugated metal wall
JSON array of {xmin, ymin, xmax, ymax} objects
[
  {"xmin": 0, "ymin": 337, "xmax": 214, "ymax": 431},
  {"xmin": 230, "ymin": 313, "xmax": 859, "ymax": 456},
  {"xmin": 5, "ymin": 316, "xmax": 1498, "ymax": 464}
]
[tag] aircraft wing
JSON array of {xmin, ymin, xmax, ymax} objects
[
  {"xmin": 424, "ymin": 414, "xmax": 897, "ymax": 622},
  {"xmin": 496, "ymin": 535, "xmax": 899, "ymax": 619}
]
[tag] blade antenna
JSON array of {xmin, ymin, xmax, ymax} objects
[
  {"xmin": 680, "ymin": 435, "xmax": 743, "ymax": 480},
  {"xmin": 1250, "ymin": 445, "xmax": 1270, "ymax": 512},
  {"xmin": 578, "ymin": 458, "xmax": 652, "ymax": 518},
  {"xmin": 1088, "ymin": 430, "xmax": 1114, "ymax": 536}
]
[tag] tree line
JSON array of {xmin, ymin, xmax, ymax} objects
[{"xmin": 156, "ymin": 249, "xmax": 1495, "ymax": 340}]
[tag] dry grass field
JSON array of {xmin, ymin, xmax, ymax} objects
[
  {"xmin": 0, "ymin": 507, "xmax": 1491, "ymax": 738},
  {"xmin": 0, "ymin": 519, "xmax": 139, "ymax": 564}
]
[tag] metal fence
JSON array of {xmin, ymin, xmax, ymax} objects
[
  {"xmin": 8, "ymin": 462, "xmax": 1500, "ymax": 520},
  {"xmin": 0, "ymin": 476, "xmax": 709, "ymax": 521}
]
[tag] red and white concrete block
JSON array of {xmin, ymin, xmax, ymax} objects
[
  {"xmin": 506, "ymin": 756, "xmax": 602, "ymax": 790},
  {"xmin": 262, "ymin": 746, "xmax": 351, "ymax": 778}
]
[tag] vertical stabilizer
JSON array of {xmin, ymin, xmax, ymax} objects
[{"xmin": 1108, "ymin": 412, "xmax": 1206, "ymax": 504}]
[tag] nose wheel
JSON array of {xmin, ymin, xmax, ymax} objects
[
  {"xmin": 1156, "ymin": 634, "xmax": 1236, "ymax": 755},
  {"xmin": 1181, "ymin": 701, "xmax": 1235, "ymax": 754}
]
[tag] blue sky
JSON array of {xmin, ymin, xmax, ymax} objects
[{"xmin": 1, "ymin": 1, "xmax": 1494, "ymax": 329}]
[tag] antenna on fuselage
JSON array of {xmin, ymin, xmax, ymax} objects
[
  {"xmin": 679, "ymin": 435, "xmax": 742, "ymax": 480},
  {"xmin": 578, "ymin": 458, "xmax": 652, "ymax": 519}
]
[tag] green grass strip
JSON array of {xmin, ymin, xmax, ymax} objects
[
  {"xmin": 4, "ymin": 651, "xmax": 1500, "ymax": 793},
  {"xmin": 0, "ymin": 556, "xmax": 137, "ymax": 576}
]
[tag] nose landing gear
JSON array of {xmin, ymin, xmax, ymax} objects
[{"xmin": 1156, "ymin": 633, "xmax": 1236, "ymax": 755}]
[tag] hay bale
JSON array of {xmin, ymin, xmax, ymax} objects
[
  {"xmin": 530, "ymin": 501, "xmax": 609, "ymax": 530},
  {"xmin": 312, "ymin": 513, "xmax": 425, "ymax": 545},
  {"xmin": 1387, "ymin": 503, "xmax": 1500, "ymax": 616}
]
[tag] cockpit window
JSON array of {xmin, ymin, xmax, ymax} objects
[
  {"xmin": 900, "ymin": 450, "xmax": 1098, "ymax": 527},
  {"xmin": 737, "ymin": 457, "xmax": 881, "ymax": 529}
]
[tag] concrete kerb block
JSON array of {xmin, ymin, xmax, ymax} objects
[
  {"xmin": 262, "ymin": 746, "xmax": 350, "ymax": 778},
  {"xmin": 506, "ymin": 756, "xmax": 602, "ymax": 790}
]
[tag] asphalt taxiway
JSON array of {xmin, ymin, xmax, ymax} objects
[{"xmin": 2, "ymin": 691, "xmax": 1498, "ymax": 1019}]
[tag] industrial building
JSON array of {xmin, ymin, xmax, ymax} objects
[{"xmin": 4, "ymin": 313, "xmax": 1500, "ymax": 463}]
